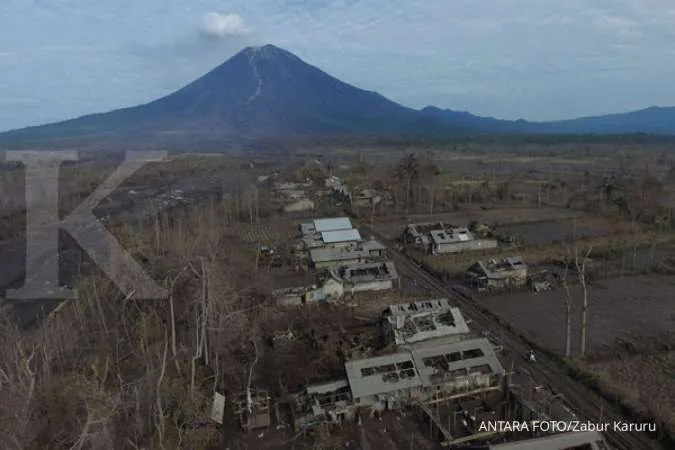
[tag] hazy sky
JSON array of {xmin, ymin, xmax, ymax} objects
[{"xmin": 1, "ymin": 0, "xmax": 675, "ymax": 131}]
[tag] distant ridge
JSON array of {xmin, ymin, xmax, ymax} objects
[{"xmin": 2, "ymin": 44, "xmax": 675, "ymax": 148}]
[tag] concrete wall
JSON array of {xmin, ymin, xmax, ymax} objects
[
  {"xmin": 315, "ymin": 258, "xmax": 361, "ymax": 269},
  {"xmin": 345, "ymin": 279, "xmax": 393, "ymax": 294},
  {"xmin": 486, "ymin": 270, "xmax": 528, "ymax": 289},
  {"xmin": 276, "ymin": 287, "xmax": 326, "ymax": 307},
  {"xmin": 354, "ymin": 386, "xmax": 421, "ymax": 410},
  {"xmin": 433, "ymin": 239, "xmax": 498, "ymax": 255}
]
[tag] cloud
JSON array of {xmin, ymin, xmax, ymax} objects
[
  {"xmin": 581, "ymin": 8, "xmax": 641, "ymax": 40},
  {"xmin": 4, "ymin": 0, "xmax": 675, "ymax": 130},
  {"xmin": 201, "ymin": 12, "xmax": 250, "ymax": 38}
]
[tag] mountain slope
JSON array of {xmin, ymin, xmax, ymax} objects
[
  {"xmin": 529, "ymin": 106, "xmax": 675, "ymax": 135},
  {"xmin": 419, "ymin": 106, "xmax": 525, "ymax": 132},
  {"xmin": 2, "ymin": 44, "xmax": 675, "ymax": 147},
  {"xmin": 0, "ymin": 45, "xmax": 469, "ymax": 146}
]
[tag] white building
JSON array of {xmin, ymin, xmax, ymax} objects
[
  {"xmin": 465, "ymin": 256, "xmax": 529, "ymax": 291},
  {"xmin": 382, "ymin": 299, "xmax": 471, "ymax": 347},
  {"xmin": 329, "ymin": 261, "xmax": 399, "ymax": 294},
  {"xmin": 430, "ymin": 227, "xmax": 498, "ymax": 255},
  {"xmin": 272, "ymin": 276, "xmax": 343, "ymax": 307},
  {"xmin": 404, "ymin": 223, "xmax": 497, "ymax": 255},
  {"xmin": 344, "ymin": 336, "xmax": 505, "ymax": 409}
]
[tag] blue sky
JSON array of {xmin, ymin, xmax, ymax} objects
[{"xmin": 1, "ymin": 0, "xmax": 675, "ymax": 131}]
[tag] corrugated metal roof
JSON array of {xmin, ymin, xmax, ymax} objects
[
  {"xmin": 489, "ymin": 431, "xmax": 607, "ymax": 450},
  {"xmin": 314, "ymin": 217, "xmax": 353, "ymax": 232},
  {"xmin": 321, "ymin": 229, "xmax": 362, "ymax": 244}
]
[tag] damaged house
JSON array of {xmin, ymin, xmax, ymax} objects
[
  {"xmin": 309, "ymin": 239, "xmax": 388, "ymax": 269},
  {"xmin": 404, "ymin": 223, "xmax": 497, "ymax": 255},
  {"xmin": 343, "ymin": 336, "xmax": 506, "ymax": 412},
  {"xmin": 382, "ymin": 299, "xmax": 471, "ymax": 347},
  {"xmin": 271, "ymin": 273, "xmax": 344, "ymax": 307},
  {"xmin": 292, "ymin": 379, "xmax": 355, "ymax": 429},
  {"xmin": 286, "ymin": 300, "xmax": 608, "ymax": 447},
  {"xmin": 329, "ymin": 261, "xmax": 399, "ymax": 294},
  {"xmin": 273, "ymin": 261, "xmax": 398, "ymax": 306},
  {"xmin": 465, "ymin": 256, "xmax": 529, "ymax": 291},
  {"xmin": 430, "ymin": 227, "xmax": 498, "ymax": 255},
  {"xmin": 231, "ymin": 389, "xmax": 271, "ymax": 432},
  {"xmin": 352, "ymin": 189, "xmax": 383, "ymax": 208}
]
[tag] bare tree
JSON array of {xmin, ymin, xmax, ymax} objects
[
  {"xmin": 559, "ymin": 261, "xmax": 574, "ymax": 358},
  {"xmin": 155, "ymin": 327, "xmax": 169, "ymax": 450},
  {"xmin": 245, "ymin": 330, "xmax": 260, "ymax": 415},
  {"xmin": 395, "ymin": 153, "xmax": 419, "ymax": 217},
  {"xmin": 572, "ymin": 245, "xmax": 593, "ymax": 357}
]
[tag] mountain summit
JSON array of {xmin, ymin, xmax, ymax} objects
[
  {"xmin": 0, "ymin": 44, "xmax": 432, "ymax": 146},
  {"xmin": 2, "ymin": 44, "xmax": 675, "ymax": 147}
]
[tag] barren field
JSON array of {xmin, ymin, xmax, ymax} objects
[
  {"xmin": 586, "ymin": 352, "xmax": 675, "ymax": 437},
  {"xmin": 422, "ymin": 231, "xmax": 673, "ymax": 275},
  {"xmin": 497, "ymin": 217, "xmax": 609, "ymax": 246},
  {"xmin": 230, "ymin": 218, "xmax": 298, "ymax": 244},
  {"xmin": 350, "ymin": 284, "xmax": 438, "ymax": 319},
  {"xmin": 476, "ymin": 274, "xmax": 675, "ymax": 357}
]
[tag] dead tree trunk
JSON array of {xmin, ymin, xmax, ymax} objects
[
  {"xmin": 155, "ymin": 327, "xmax": 169, "ymax": 450},
  {"xmin": 246, "ymin": 331, "xmax": 260, "ymax": 415},
  {"xmin": 428, "ymin": 186, "xmax": 435, "ymax": 215},
  {"xmin": 632, "ymin": 218, "xmax": 639, "ymax": 271},
  {"xmin": 575, "ymin": 246, "xmax": 593, "ymax": 357},
  {"xmin": 560, "ymin": 264, "xmax": 573, "ymax": 358},
  {"xmin": 370, "ymin": 199, "xmax": 376, "ymax": 228},
  {"xmin": 405, "ymin": 176, "xmax": 411, "ymax": 218}
]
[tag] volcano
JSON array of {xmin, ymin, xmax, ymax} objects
[{"xmin": 2, "ymin": 44, "xmax": 675, "ymax": 148}]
